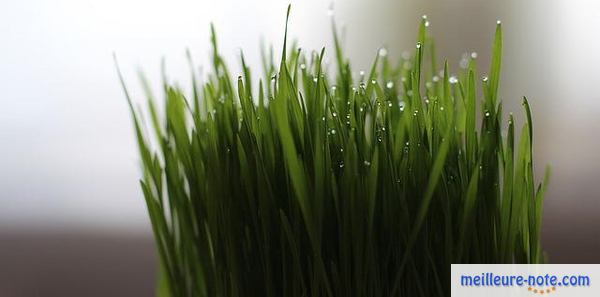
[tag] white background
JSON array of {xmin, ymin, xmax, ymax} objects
[{"xmin": 1, "ymin": 0, "xmax": 599, "ymax": 240}]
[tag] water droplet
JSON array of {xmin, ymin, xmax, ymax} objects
[
  {"xmin": 300, "ymin": 63, "xmax": 306, "ymax": 70},
  {"xmin": 485, "ymin": 111, "xmax": 490, "ymax": 117},
  {"xmin": 238, "ymin": 75, "xmax": 242, "ymax": 80},
  {"xmin": 416, "ymin": 42, "xmax": 422, "ymax": 49},
  {"xmin": 440, "ymin": 106, "xmax": 445, "ymax": 111},
  {"xmin": 471, "ymin": 52, "xmax": 478, "ymax": 59},
  {"xmin": 322, "ymin": 116, "xmax": 326, "ymax": 121},
  {"xmin": 339, "ymin": 162, "xmax": 344, "ymax": 168},
  {"xmin": 359, "ymin": 70, "xmax": 365, "ymax": 76},
  {"xmin": 332, "ymin": 112, "xmax": 337, "ymax": 117},
  {"xmin": 340, "ymin": 148, "xmax": 344, "ymax": 152},
  {"xmin": 327, "ymin": 2, "xmax": 334, "ymax": 17},
  {"xmin": 432, "ymin": 75, "xmax": 440, "ymax": 82},
  {"xmin": 405, "ymin": 141, "xmax": 410, "ymax": 146},
  {"xmin": 482, "ymin": 76, "xmax": 489, "ymax": 82},
  {"xmin": 371, "ymin": 79, "xmax": 377, "ymax": 85},
  {"xmin": 388, "ymin": 102, "xmax": 393, "ymax": 107},
  {"xmin": 331, "ymin": 85, "xmax": 337, "ymax": 91},
  {"xmin": 398, "ymin": 101, "xmax": 405, "ymax": 111},
  {"xmin": 424, "ymin": 21, "xmax": 430, "ymax": 27},
  {"xmin": 359, "ymin": 107, "xmax": 364, "ymax": 112},
  {"xmin": 346, "ymin": 114, "xmax": 350, "ymax": 119},
  {"xmin": 386, "ymin": 81, "xmax": 394, "ymax": 89},
  {"xmin": 422, "ymin": 14, "xmax": 428, "ymax": 20},
  {"xmin": 449, "ymin": 76, "xmax": 458, "ymax": 84},
  {"xmin": 313, "ymin": 77, "xmax": 318, "ymax": 83},
  {"xmin": 331, "ymin": 129, "xmax": 336, "ymax": 135},
  {"xmin": 378, "ymin": 47, "xmax": 388, "ymax": 57},
  {"xmin": 425, "ymin": 98, "xmax": 430, "ymax": 104},
  {"xmin": 363, "ymin": 160, "xmax": 371, "ymax": 166},
  {"xmin": 496, "ymin": 20, "xmax": 502, "ymax": 25},
  {"xmin": 396, "ymin": 179, "xmax": 401, "ymax": 183}
]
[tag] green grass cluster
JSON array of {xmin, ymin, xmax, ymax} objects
[{"xmin": 119, "ymin": 6, "xmax": 549, "ymax": 297}]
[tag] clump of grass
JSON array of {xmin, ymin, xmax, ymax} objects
[{"xmin": 119, "ymin": 6, "xmax": 549, "ymax": 297}]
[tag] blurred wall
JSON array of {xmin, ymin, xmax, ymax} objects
[
  {"xmin": 1, "ymin": 0, "xmax": 600, "ymax": 295},
  {"xmin": 0, "ymin": 0, "xmax": 553, "ymax": 230}
]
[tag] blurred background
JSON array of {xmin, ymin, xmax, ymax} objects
[{"xmin": 1, "ymin": 0, "xmax": 599, "ymax": 295}]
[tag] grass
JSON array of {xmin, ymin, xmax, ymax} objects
[{"xmin": 118, "ymin": 5, "xmax": 550, "ymax": 297}]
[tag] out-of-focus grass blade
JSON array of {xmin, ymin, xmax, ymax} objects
[{"xmin": 488, "ymin": 21, "xmax": 502, "ymax": 106}]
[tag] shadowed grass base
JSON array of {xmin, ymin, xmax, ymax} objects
[{"xmin": 119, "ymin": 5, "xmax": 549, "ymax": 297}]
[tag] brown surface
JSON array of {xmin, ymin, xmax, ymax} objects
[
  {"xmin": 0, "ymin": 230, "xmax": 157, "ymax": 297},
  {"xmin": 542, "ymin": 211, "xmax": 600, "ymax": 263},
  {"xmin": 0, "ymin": 213, "xmax": 598, "ymax": 297}
]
